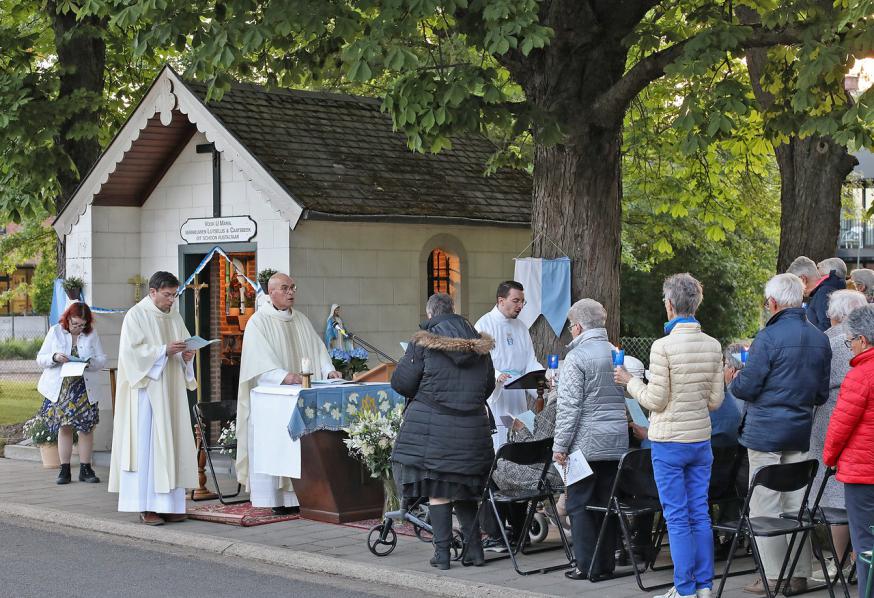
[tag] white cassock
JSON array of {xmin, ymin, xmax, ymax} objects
[
  {"xmin": 475, "ymin": 306, "xmax": 543, "ymax": 450},
  {"xmin": 109, "ymin": 296, "xmax": 198, "ymax": 514},
  {"xmin": 236, "ymin": 303, "xmax": 333, "ymax": 508}
]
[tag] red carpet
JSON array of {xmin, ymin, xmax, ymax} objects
[{"xmin": 186, "ymin": 501, "xmax": 301, "ymax": 527}]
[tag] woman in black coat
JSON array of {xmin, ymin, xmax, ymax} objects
[{"xmin": 391, "ymin": 292, "xmax": 496, "ymax": 570}]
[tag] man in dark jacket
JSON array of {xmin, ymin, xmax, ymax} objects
[
  {"xmin": 391, "ymin": 292, "xmax": 495, "ymax": 571},
  {"xmin": 730, "ymin": 273, "xmax": 831, "ymax": 595},
  {"xmin": 788, "ymin": 255, "xmax": 846, "ymax": 332}
]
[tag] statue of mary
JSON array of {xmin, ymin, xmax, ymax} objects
[{"xmin": 324, "ymin": 304, "xmax": 349, "ymax": 350}]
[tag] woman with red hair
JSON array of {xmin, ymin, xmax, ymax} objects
[{"xmin": 36, "ymin": 302, "xmax": 108, "ymax": 484}]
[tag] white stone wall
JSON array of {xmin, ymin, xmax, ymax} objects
[{"xmin": 290, "ymin": 220, "xmax": 530, "ymax": 362}]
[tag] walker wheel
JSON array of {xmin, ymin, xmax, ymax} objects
[
  {"xmin": 367, "ymin": 523, "xmax": 397, "ymax": 556},
  {"xmin": 414, "ymin": 522, "xmax": 433, "ymax": 543},
  {"xmin": 528, "ymin": 512, "xmax": 549, "ymax": 544},
  {"xmin": 450, "ymin": 528, "xmax": 464, "ymax": 561}
]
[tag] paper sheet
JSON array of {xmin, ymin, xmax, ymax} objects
[
  {"xmin": 312, "ymin": 378, "xmax": 352, "ymax": 385},
  {"xmin": 184, "ymin": 336, "xmax": 220, "ymax": 351},
  {"xmin": 250, "ymin": 388, "xmax": 301, "ymax": 478},
  {"xmin": 553, "ymin": 449, "xmax": 593, "ymax": 486},
  {"xmin": 60, "ymin": 361, "xmax": 87, "ymax": 378},
  {"xmin": 399, "ymin": 342, "xmax": 409, "ymax": 352},
  {"xmin": 515, "ymin": 410, "xmax": 536, "ymax": 432},
  {"xmin": 625, "ymin": 398, "xmax": 650, "ymax": 428}
]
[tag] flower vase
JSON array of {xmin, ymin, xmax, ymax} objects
[
  {"xmin": 382, "ymin": 475, "xmax": 400, "ymax": 514},
  {"xmin": 39, "ymin": 445, "xmax": 60, "ymax": 469}
]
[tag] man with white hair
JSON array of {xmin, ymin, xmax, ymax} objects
[
  {"xmin": 787, "ymin": 255, "xmax": 846, "ymax": 331},
  {"xmin": 730, "ymin": 273, "xmax": 831, "ymax": 595}
]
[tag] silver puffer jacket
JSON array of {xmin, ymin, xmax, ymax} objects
[{"xmin": 552, "ymin": 328, "xmax": 629, "ymax": 462}]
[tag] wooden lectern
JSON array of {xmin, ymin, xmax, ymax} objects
[{"xmin": 353, "ymin": 362, "xmax": 397, "ymax": 383}]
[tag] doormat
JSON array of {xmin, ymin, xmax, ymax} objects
[
  {"xmin": 340, "ymin": 518, "xmax": 420, "ymax": 538},
  {"xmin": 187, "ymin": 502, "xmax": 301, "ymax": 527}
]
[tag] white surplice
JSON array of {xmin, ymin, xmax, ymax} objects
[
  {"xmin": 475, "ymin": 306, "xmax": 543, "ymax": 450},
  {"xmin": 117, "ymin": 350, "xmax": 195, "ymax": 513}
]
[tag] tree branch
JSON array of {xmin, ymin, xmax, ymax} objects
[{"xmin": 591, "ymin": 24, "xmax": 804, "ymax": 125}]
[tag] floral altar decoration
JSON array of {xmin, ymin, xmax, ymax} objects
[{"xmin": 330, "ymin": 347, "xmax": 369, "ymax": 380}]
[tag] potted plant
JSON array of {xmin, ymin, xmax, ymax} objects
[
  {"xmin": 330, "ymin": 348, "xmax": 351, "ymax": 379},
  {"xmin": 348, "ymin": 347, "xmax": 370, "ymax": 379},
  {"xmin": 62, "ymin": 276, "xmax": 85, "ymax": 301},
  {"xmin": 23, "ymin": 414, "xmax": 59, "ymax": 468},
  {"xmin": 227, "ymin": 277, "xmax": 242, "ymax": 316},
  {"xmin": 257, "ymin": 268, "xmax": 278, "ymax": 291},
  {"xmin": 243, "ymin": 286, "xmax": 256, "ymax": 315}
]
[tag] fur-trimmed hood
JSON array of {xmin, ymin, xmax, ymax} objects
[{"xmin": 411, "ymin": 330, "xmax": 495, "ymax": 355}]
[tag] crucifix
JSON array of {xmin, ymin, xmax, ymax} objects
[
  {"xmin": 186, "ymin": 274, "xmax": 216, "ymax": 500},
  {"xmin": 127, "ymin": 275, "xmax": 146, "ymax": 304}
]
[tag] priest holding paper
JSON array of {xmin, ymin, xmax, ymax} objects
[
  {"xmin": 236, "ymin": 273, "xmax": 342, "ymax": 512},
  {"xmin": 109, "ymin": 272, "xmax": 197, "ymax": 525},
  {"xmin": 474, "ymin": 281, "xmax": 543, "ymax": 451}
]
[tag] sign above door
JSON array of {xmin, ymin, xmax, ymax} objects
[{"xmin": 180, "ymin": 216, "xmax": 257, "ymax": 244}]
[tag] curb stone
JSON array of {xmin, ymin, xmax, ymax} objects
[{"xmin": 0, "ymin": 501, "xmax": 549, "ymax": 598}]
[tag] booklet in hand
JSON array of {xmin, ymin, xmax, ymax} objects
[
  {"xmin": 625, "ymin": 398, "xmax": 650, "ymax": 428},
  {"xmin": 553, "ymin": 449, "xmax": 594, "ymax": 486},
  {"xmin": 66, "ymin": 354, "xmax": 89, "ymax": 363},
  {"xmin": 498, "ymin": 410, "xmax": 536, "ymax": 432},
  {"xmin": 184, "ymin": 336, "xmax": 220, "ymax": 351}
]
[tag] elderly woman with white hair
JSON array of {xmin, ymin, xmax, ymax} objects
[
  {"xmin": 552, "ymin": 298, "xmax": 628, "ymax": 581},
  {"xmin": 809, "ymin": 289, "xmax": 868, "ymax": 580},
  {"xmin": 850, "ymin": 269, "xmax": 874, "ymax": 303},
  {"xmin": 615, "ymin": 273, "xmax": 724, "ymax": 598}
]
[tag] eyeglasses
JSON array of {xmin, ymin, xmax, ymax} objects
[
  {"xmin": 844, "ymin": 335, "xmax": 862, "ymax": 348},
  {"xmin": 504, "ymin": 298, "xmax": 527, "ymax": 306},
  {"xmin": 278, "ymin": 284, "xmax": 297, "ymax": 293}
]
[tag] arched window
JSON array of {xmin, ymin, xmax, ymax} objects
[{"xmin": 427, "ymin": 248, "xmax": 460, "ymax": 302}]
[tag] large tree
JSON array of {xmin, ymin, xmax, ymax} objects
[{"xmin": 112, "ymin": 0, "xmax": 871, "ymax": 349}]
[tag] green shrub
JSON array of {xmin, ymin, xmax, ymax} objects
[{"xmin": 0, "ymin": 338, "xmax": 42, "ymax": 360}]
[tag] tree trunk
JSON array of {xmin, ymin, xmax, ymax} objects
[
  {"xmin": 529, "ymin": 126, "xmax": 623, "ymax": 358},
  {"xmin": 773, "ymin": 137, "xmax": 857, "ymax": 272},
  {"xmin": 48, "ymin": 1, "xmax": 107, "ymax": 278},
  {"xmin": 741, "ymin": 19, "xmax": 858, "ymax": 273}
]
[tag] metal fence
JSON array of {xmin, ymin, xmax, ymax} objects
[
  {"xmin": 0, "ymin": 315, "xmax": 48, "ymax": 341},
  {"xmin": 618, "ymin": 337, "xmax": 657, "ymax": 367}
]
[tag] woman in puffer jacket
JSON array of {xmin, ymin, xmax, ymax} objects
[
  {"xmin": 615, "ymin": 273, "xmax": 724, "ymax": 598},
  {"xmin": 824, "ymin": 304, "xmax": 874, "ymax": 598},
  {"xmin": 391, "ymin": 292, "xmax": 495, "ymax": 571}
]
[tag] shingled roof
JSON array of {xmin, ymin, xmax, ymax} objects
[{"xmin": 182, "ymin": 79, "xmax": 532, "ymax": 225}]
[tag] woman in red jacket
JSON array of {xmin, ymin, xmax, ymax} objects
[{"xmin": 823, "ymin": 304, "xmax": 874, "ymax": 597}]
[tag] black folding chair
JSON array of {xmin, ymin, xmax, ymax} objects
[
  {"xmin": 714, "ymin": 459, "xmax": 831, "ymax": 598},
  {"xmin": 470, "ymin": 437, "xmax": 574, "ymax": 575},
  {"xmin": 791, "ymin": 467, "xmax": 851, "ymax": 598},
  {"xmin": 586, "ymin": 448, "xmax": 670, "ymax": 591},
  {"xmin": 191, "ymin": 400, "xmax": 247, "ymax": 505}
]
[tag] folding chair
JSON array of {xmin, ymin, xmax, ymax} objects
[
  {"xmin": 191, "ymin": 400, "xmax": 247, "ymax": 505},
  {"xmin": 469, "ymin": 437, "xmax": 574, "ymax": 575},
  {"xmin": 859, "ymin": 527, "xmax": 874, "ymax": 598},
  {"xmin": 586, "ymin": 448, "xmax": 670, "ymax": 591},
  {"xmin": 714, "ymin": 459, "xmax": 830, "ymax": 598},
  {"xmin": 793, "ymin": 467, "xmax": 851, "ymax": 598}
]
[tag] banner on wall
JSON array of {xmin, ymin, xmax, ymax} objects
[{"xmin": 513, "ymin": 257, "xmax": 571, "ymax": 338}]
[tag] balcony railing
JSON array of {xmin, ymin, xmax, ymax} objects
[{"xmin": 839, "ymin": 218, "xmax": 874, "ymax": 249}]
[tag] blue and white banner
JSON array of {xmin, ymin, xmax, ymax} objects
[
  {"xmin": 49, "ymin": 279, "xmax": 127, "ymax": 325},
  {"xmin": 514, "ymin": 257, "xmax": 571, "ymax": 337},
  {"xmin": 178, "ymin": 245, "xmax": 262, "ymax": 297}
]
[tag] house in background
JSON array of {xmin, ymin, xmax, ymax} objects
[
  {"xmin": 53, "ymin": 66, "xmax": 533, "ymax": 450},
  {"xmin": 0, "ymin": 222, "xmax": 37, "ymax": 316}
]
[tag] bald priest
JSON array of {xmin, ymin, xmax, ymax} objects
[{"xmin": 235, "ymin": 273, "xmax": 342, "ymax": 511}]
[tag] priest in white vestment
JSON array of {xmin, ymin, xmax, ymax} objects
[
  {"xmin": 108, "ymin": 272, "xmax": 197, "ymax": 525},
  {"xmin": 475, "ymin": 281, "xmax": 543, "ymax": 451},
  {"xmin": 236, "ymin": 273, "xmax": 342, "ymax": 512}
]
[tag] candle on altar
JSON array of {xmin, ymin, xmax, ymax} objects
[{"xmin": 301, "ymin": 357, "xmax": 312, "ymax": 374}]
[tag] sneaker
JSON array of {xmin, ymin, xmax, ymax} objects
[
  {"xmin": 811, "ymin": 557, "xmax": 850, "ymax": 582},
  {"xmin": 697, "ymin": 589, "xmax": 712, "ymax": 598},
  {"xmin": 482, "ymin": 537, "xmax": 508, "ymax": 553},
  {"xmin": 654, "ymin": 587, "xmax": 696, "ymax": 598}
]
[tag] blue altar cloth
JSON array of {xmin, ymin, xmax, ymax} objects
[{"xmin": 287, "ymin": 383, "xmax": 405, "ymax": 441}]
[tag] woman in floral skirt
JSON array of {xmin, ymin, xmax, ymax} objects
[{"xmin": 36, "ymin": 302, "xmax": 108, "ymax": 484}]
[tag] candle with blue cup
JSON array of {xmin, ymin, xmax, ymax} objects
[{"xmin": 547, "ymin": 354, "xmax": 559, "ymax": 369}]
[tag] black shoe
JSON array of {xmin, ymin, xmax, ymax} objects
[
  {"xmin": 271, "ymin": 506, "xmax": 300, "ymax": 515},
  {"xmin": 428, "ymin": 503, "xmax": 453, "ymax": 570},
  {"xmin": 565, "ymin": 567, "xmax": 588, "ymax": 580},
  {"xmin": 78, "ymin": 463, "xmax": 100, "ymax": 483},
  {"xmin": 56, "ymin": 463, "xmax": 71, "ymax": 485},
  {"xmin": 454, "ymin": 501, "xmax": 485, "ymax": 566}
]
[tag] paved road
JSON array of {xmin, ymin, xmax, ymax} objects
[{"xmin": 0, "ymin": 518, "xmax": 414, "ymax": 598}]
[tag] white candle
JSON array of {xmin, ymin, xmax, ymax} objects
[{"xmin": 301, "ymin": 357, "xmax": 312, "ymax": 374}]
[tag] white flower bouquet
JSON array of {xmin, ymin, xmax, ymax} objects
[
  {"xmin": 342, "ymin": 405, "xmax": 403, "ymax": 479},
  {"xmin": 217, "ymin": 420, "xmax": 236, "ymax": 459}
]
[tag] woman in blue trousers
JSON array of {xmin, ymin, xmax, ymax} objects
[{"xmin": 616, "ymin": 273, "xmax": 724, "ymax": 598}]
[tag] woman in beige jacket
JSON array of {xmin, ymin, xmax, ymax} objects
[{"xmin": 615, "ymin": 273, "xmax": 723, "ymax": 598}]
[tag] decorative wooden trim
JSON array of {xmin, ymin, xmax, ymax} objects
[{"xmin": 54, "ymin": 66, "xmax": 302, "ymax": 237}]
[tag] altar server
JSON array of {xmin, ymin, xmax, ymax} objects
[
  {"xmin": 475, "ymin": 280, "xmax": 543, "ymax": 451},
  {"xmin": 236, "ymin": 273, "xmax": 342, "ymax": 512},
  {"xmin": 109, "ymin": 272, "xmax": 197, "ymax": 525}
]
